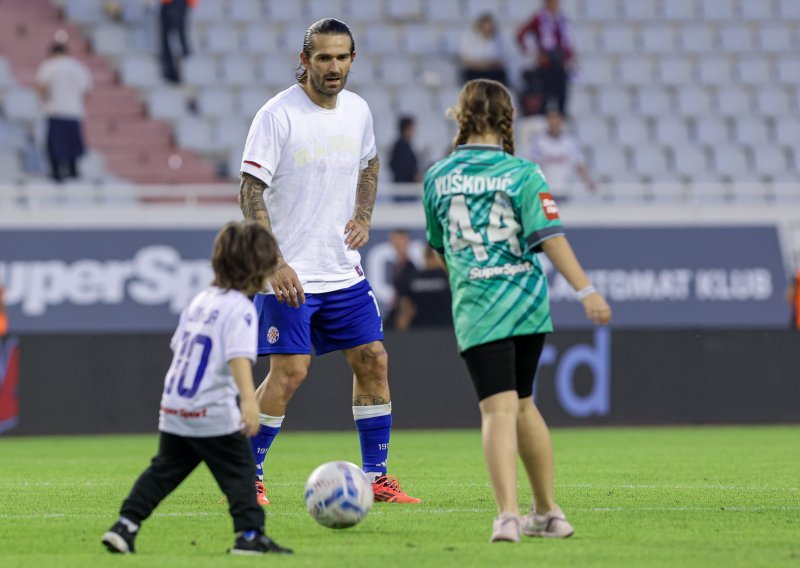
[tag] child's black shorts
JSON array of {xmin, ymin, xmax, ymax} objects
[{"xmin": 461, "ymin": 334, "xmax": 547, "ymax": 401}]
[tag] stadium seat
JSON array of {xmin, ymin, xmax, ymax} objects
[
  {"xmin": 241, "ymin": 23, "xmax": 282, "ymax": 54},
  {"xmin": 265, "ymin": 0, "xmax": 304, "ymax": 21},
  {"xmin": 364, "ymin": 24, "xmax": 403, "ymax": 54},
  {"xmin": 776, "ymin": 56, "xmax": 800, "ymax": 85},
  {"xmin": 673, "ymin": 144, "xmax": 710, "ymax": 180},
  {"xmin": 418, "ymin": 56, "xmax": 460, "ymax": 88},
  {"xmin": 147, "ymin": 88, "xmax": 188, "ymax": 120},
  {"xmin": 695, "ymin": 116, "xmax": 729, "ymax": 147},
  {"xmin": 680, "ymin": 25, "xmax": 716, "ymax": 53},
  {"xmin": 64, "ymin": 0, "xmax": 105, "ymax": 23},
  {"xmin": 676, "ymin": 87, "xmax": 712, "ymax": 117},
  {"xmin": 632, "ymin": 145, "xmax": 670, "ymax": 181},
  {"xmin": 0, "ymin": 120, "xmax": 26, "ymax": 149},
  {"xmin": 601, "ymin": 25, "xmax": 637, "ymax": 54},
  {"xmin": 615, "ymin": 117, "xmax": 650, "ymax": 147},
  {"xmin": 636, "ymin": 87, "xmax": 673, "ymax": 117},
  {"xmin": 591, "ymin": 146, "xmax": 629, "ymax": 182},
  {"xmin": 378, "ymin": 58, "xmax": 417, "ymax": 86},
  {"xmin": 733, "ymin": 116, "xmax": 771, "ymax": 147},
  {"xmin": 719, "ymin": 25, "xmax": 754, "ymax": 53},
  {"xmin": 712, "ymin": 145, "xmax": 753, "ymax": 181},
  {"xmin": 654, "ymin": 117, "xmax": 690, "ymax": 146},
  {"xmin": 0, "ymin": 58, "xmax": 16, "ymax": 88},
  {"xmin": 758, "ymin": 23, "xmax": 794, "ymax": 53},
  {"xmin": 426, "ymin": 0, "xmax": 463, "ymax": 22},
  {"xmin": 220, "ymin": 55, "xmax": 259, "ymax": 87},
  {"xmin": 3, "ymin": 89, "xmax": 40, "ymax": 122},
  {"xmin": 505, "ymin": 0, "xmax": 536, "ymax": 21},
  {"xmin": 738, "ymin": 57, "xmax": 773, "ymax": 85},
  {"xmin": 205, "ymin": 25, "xmax": 240, "ymax": 54},
  {"xmin": 394, "ymin": 87, "xmax": 436, "ymax": 116},
  {"xmin": 120, "ymin": 55, "xmax": 162, "ymax": 88},
  {"xmin": 387, "ymin": 0, "xmax": 424, "ymax": 21},
  {"xmin": 346, "ymin": 0, "xmax": 385, "ymax": 21},
  {"xmin": 699, "ymin": 0, "xmax": 737, "ymax": 21},
  {"xmin": 574, "ymin": 116, "xmax": 611, "ymax": 146},
  {"xmin": 578, "ymin": 55, "xmax": 614, "ymax": 86},
  {"xmin": 640, "ymin": 25, "xmax": 677, "ymax": 53},
  {"xmin": 570, "ymin": 23, "xmax": 599, "ymax": 52},
  {"xmin": 716, "ymin": 87, "xmax": 752, "ymax": 116},
  {"xmin": 775, "ymin": 116, "xmax": 800, "ymax": 147},
  {"xmin": 597, "ymin": 87, "xmax": 632, "ymax": 116},
  {"xmin": 183, "ymin": 56, "xmax": 218, "ymax": 87},
  {"xmin": 403, "ymin": 24, "xmax": 444, "ymax": 55},
  {"xmin": 689, "ymin": 182, "xmax": 730, "ymax": 202},
  {"xmin": 348, "ymin": 56, "xmax": 379, "ymax": 88},
  {"xmin": 698, "ymin": 56, "xmax": 734, "ymax": 86},
  {"xmin": 756, "ymin": 87, "xmax": 792, "ymax": 118},
  {"xmin": 78, "ymin": 150, "xmax": 108, "ymax": 182},
  {"xmin": 213, "ymin": 117, "xmax": 251, "ymax": 152},
  {"xmin": 777, "ymin": 0, "xmax": 800, "ymax": 18},
  {"xmin": 569, "ymin": 89, "xmax": 595, "ymax": 116},
  {"xmin": 659, "ymin": 56, "xmax": 694, "ymax": 86},
  {"xmin": 259, "ymin": 55, "xmax": 298, "ymax": 87},
  {"xmin": 238, "ymin": 88, "xmax": 269, "ymax": 118},
  {"xmin": 435, "ymin": 86, "xmax": 462, "ymax": 116},
  {"xmin": 197, "ymin": 89, "xmax": 235, "ymax": 119},
  {"xmin": 230, "ymin": 0, "xmax": 263, "ymax": 22},
  {"xmin": 753, "ymin": 145, "xmax": 790, "ymax": 180},
  {"xmin": 740, "ymin": 1, "xmax": 775, "ymax": 20},
  {"xmin": 662, "ymin": 0, "xmax": 698, "ymax": 21},
  {"xmin": 308, "ymin": 0, "xmax": 345, "ymax": 19},
  {"xmin": 621, "ymin": 0, "xmax": 658, "ymax": 20},
  {"xmin": 583, "ymin": 0, "xmax": 620, "ymax": 20},
  {"xmin": 192, "ymin": 0, "xmax": 224, "ymax": 22},
  {"xmin": 358, "ymin": 85, "xmax": 395, "ymax": 117},
  {"xmin": 465, "ymin": 0, "xmax": 500, "ymax": 19},
  {"xmin": 619, "ymin": 57, "xmax": 655, "ymax": 86},
  {"xmin": 0, "ymin": 151, "xmax": 22, "ymax": 182},
  {"xmin": 730, "ymin": 180, "xmax": 770, "ymax": 202},
  {"xmin": 176, "ymin": 117, "xmax": 216, "ymax": 153},
  {"xmin": 92, "ymin": 25, "xmax": 130, "ymax": 56}
]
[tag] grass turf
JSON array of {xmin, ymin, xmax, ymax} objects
[{"xmin": 0, "ymin": 426, "xmax": 798, "ymax": 567}]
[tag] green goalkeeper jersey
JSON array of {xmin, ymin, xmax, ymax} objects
[{"xmin": 423, "ymin": 144, "xmax": 564, "ymax": 351}]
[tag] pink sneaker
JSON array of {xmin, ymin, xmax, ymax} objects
[
  {"xmin": 522, "ymin": 506, "xmax": 574, "ymax": 538},
  {"xmin": 490, "ymin": 512, "xmax": 521, "ymax": 543}
]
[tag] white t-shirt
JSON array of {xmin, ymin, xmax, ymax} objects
[
  {"xmin": 35, "ymin": 55, "xmax": 92, "ymax": 119},
  {"xmin": 460, "ymin": 29, "xmax": 505, "ymax": 64},
  {"xmin": 525, "ymin": 132, "xmax": 586, "ymax": 194},
  {"xmin": 240, "ymin": 84, "xmax": 377, "ymax": 293},
  {"xmin": 159, "ymin": 286, "xmax": 257, "ymax": 438}
]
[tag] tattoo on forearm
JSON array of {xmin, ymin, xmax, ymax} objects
[
  {"xmin": 354, "ymin": 155, "xmax": 379, "ymax": 225},
  {"xmin": 239, "ymin": 173, "xmax": 283, "ymax": 257},
  {"xmin": 354, "ymin": 394, "xmax": 388, "ymax": 406}
]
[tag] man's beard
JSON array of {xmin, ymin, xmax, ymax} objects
[{"xmin": 309, "ymin": 70, "xmax": 348, "ymax": 97}]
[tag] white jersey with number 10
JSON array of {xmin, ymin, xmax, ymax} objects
[{"xmin": 159, "ymin": 287, "xmax": 258, "ymax": 438}]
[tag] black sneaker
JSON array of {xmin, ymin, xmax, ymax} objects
[
  {"xmin": 230, "ymin": 531, "xmax": 293, "ymax": 555},
  {"xmin": 101, "ymin": 521, "xmax": 137, "ymax": 554}
]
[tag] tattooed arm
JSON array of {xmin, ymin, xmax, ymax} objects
[
  {"xmin": 239, "ymin": 173, "xmax": 306, "ymax": 307},
  {"xmin": 345, "ymin": 155, "xmax": 380, "ymax": 250}
]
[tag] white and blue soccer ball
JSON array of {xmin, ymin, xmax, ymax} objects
[{"xmin": 304, "ymin": 461, "xmax": 373, "ymax": 529}]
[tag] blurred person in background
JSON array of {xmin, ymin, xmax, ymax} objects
[
  {"xmin": 517, "ymin": 0, "xmax": 575, "ymax": 115},
  {"xmin": 0, "ymin": 287, "xmax": 7, "ymax": 337},
  {"xmin": 36, "ymin": 41, "xmax": 92, "ymax": 183},
  {"xmin": 460, "ymin": 13, "xmax": 508, "ymax": 86},
  {"xmin": 393, "ymin": 246, "xmax": 452, "ymax": 331},
  {"xmin": 522, "ymin": 108, "xmax": 596, "ymax": 199},
  {"xmin": 160, "ymin": 0, "xmax": 196, "ymax": 83},
  {"xmin": 389, "ymin": 116, "xmax": 421, "ymax": 183},
  {"xmin": 787, "ymin": 269, "xmax": 800, "ymax": 330},
  {"xmin": 423, "ymin": 79, "xmax": 610, "ymax": 542},
  {"xmin": 238, "ymin": 18, "xmax": 420, "ymax": 506},
  {"xmin": 386, "ymin": 229, "xmax": 419, "ymax": 330}
]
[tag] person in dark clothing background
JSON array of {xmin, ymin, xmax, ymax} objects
[
  {"xmin": 388, "ymin": 116, "xmax": 420, "ymax": 183},
  {"xmin": 394, "ymin": 246, "xmax": 452, "ymax": 331},
  {"xmin": 517, "ymin": 0, "xmax": 576, "ymax": 116},
  {"xmin": 160, "ymin": 0, "xmax": 195, "ymax": 83}
]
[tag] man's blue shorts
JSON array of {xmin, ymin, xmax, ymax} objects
[{"xmin": 253, "ymin": 279, "xmax": 384, "ymax": 356}]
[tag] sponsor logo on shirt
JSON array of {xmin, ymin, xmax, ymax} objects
[
  {"xmin": 539, "ymin": 192, "xmax": 560, "ymax": 220},
  {"xmin": 468, "ymin": 262, "xmax": 533, "ymax": 280},
  {"xmin": 355, "ymin": 265, "xmax": 363, "ymax": 276},
  {"xmin": 267, "ymin": 326, "xmax": 280, "ymax": 344},
  {"xmin": 160, "ymin": 405, "xmax": 208, "ymax": 419}
]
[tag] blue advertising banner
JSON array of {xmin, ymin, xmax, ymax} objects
[{"xmin": 0, "ymin": 226, "xmax": 789, "ymax": 332}]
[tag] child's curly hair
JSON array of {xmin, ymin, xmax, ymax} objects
[
  {"xmin": 450, "ymin": 79, "xmax": 516, "ymax": 155},
  {"xmin": 212, "ymin": 221, "xmax": 278, "ymax": 292}
]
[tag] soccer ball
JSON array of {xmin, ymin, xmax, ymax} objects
[{"xmin": 304, "ymin": 461, "xmax": 373, "ymax": 529}]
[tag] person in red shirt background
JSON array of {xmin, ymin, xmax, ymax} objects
[{"xmin": 517, "ymin": 0, "xmax": 576, "ymax": 116}]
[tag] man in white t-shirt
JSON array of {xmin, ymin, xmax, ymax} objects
[
  {"xmin": 239, "ymin": 18, "xmax": 420, "ymax": 506},
  {"xmin": 524, "ymin": 109, "xmax": 596, "ymax": 198},
  {"xmin": 35, "ymin": 42, "xmax": 92, "ymax": 182}
]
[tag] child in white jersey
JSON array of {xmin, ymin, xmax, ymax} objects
[{"xmin": 101, "ymin": 222, "xmax": 292, "ymax": 556}]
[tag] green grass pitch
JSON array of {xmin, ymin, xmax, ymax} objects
[{"xmin": 1, "ymin": 426, "xmax": 798, "ymax": 567}]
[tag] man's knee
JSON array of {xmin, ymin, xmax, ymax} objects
[
  {"xmin": 352, "ymin": 342, "xmax": 389, "ymax": 383},
  {"xmin": 264, "ymin": 361, "xmax": 309, "ymax": 399}
]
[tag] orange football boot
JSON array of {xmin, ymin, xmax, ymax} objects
[{"xmin": 371, "ymin": 475, "xmax": 421, "ymax": 503}]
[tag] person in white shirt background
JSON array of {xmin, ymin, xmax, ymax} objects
[
  {"xmin": 524, "ymin": 108, "xmax": 596, "ymax": 199},
  {"xmin": 35, "ymin": 41, "xmax": 92, "ymax": 183},
  {"xmin": 459, "ymin": 13, "xmax": 509, "ymax": 86}
]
